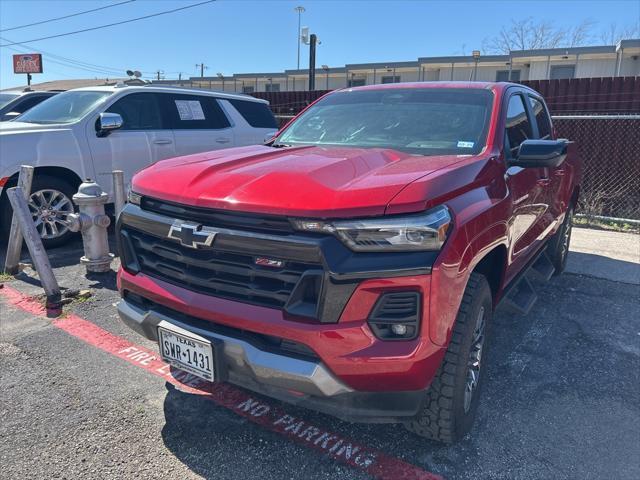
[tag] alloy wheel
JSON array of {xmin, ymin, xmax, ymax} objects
[
  {"xmin": 28, "ymin": 189, "xmax": 74, "ymax": 240},
  {"xmin": 464, "ymin": 305, "xmax": 485, "ymax": 413}
]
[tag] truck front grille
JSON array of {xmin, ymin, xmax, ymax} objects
[{"xmin": 124, "ymin": 228, "xmax": 318, "ymax": 310}]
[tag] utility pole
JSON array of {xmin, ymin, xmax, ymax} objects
[
  {"xmin": 196, "ymin": 63, "xmax": 208, "ymax": 78},
  {"xmin": 308, "ymin": 33, "xmax": 317, "ymax": 91},
  {"xmin": 155, "ymin": 70, "xmax": 164, "ymax": 81},
  {"xmin": 294, "ymin": 6, "xmax": 305, "ymax": 69},
  {"xmin": 472, "ymin": 50, "xmax": 481, "ymax": 81}
]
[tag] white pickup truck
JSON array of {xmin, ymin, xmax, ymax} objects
[{"xmin": 0, "ymin": 84, "xmax": 278, "ymax": 246}]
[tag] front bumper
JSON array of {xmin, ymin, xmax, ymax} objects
[{"xmin": 118, "ymin": 297, "xmax": 426, "ymax": 422}]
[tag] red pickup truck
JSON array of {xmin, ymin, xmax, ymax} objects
[{"xmin": 116, "ymin": 82, "xmax": 580, "ymax": 443}]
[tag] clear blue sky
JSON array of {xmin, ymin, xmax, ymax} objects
[{"xmin": 0, "ymin": 0, "xmax": 638, "ymax": 89}]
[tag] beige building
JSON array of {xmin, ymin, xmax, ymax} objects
[{"xmin": 159, "ymin": 39, "xmax": 640, "ymax": 93}]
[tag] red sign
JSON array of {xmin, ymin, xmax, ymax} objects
[{"xmin": 13, "ymin": 53, "xmax": 43, "ymax": 74}]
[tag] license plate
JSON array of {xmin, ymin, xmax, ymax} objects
[{"xmin": 158, "ymin": 321, "xmax": 214, "ymax": 382}]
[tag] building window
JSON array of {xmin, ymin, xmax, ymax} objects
[
  {"xmin": 347, "ymin": 78, "xmax": 366, "ymax": 87},
  {"xmin": 265, "ymin": 83, "xmax": 280, "ymax": 92},
  {"xmin": 381, "ymin": 75, "xmax": 400, "ymax": 84},
  {"xmin": 496, "ymin": 70, "xmax": 521, "ymax": 82},
  {"xmin": 242, "ymin": 86, "xmax": 255, "ymax": 94},
  {"xmin": 550, "ymin": 65, "xmax": 575, "ymax": 80}
]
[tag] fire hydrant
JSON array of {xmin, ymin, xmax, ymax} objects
[{"xmin": 67, "ymin": 179, "xmax": 114, "ymax": 273}]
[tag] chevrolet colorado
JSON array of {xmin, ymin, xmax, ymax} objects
[{"xmin": 116, "ymin": 82, "xmax": 581, "ymax": 443}]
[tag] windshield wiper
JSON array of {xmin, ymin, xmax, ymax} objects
[{"xmin": 271, "ymin": 143, "xmax": 292, "ymax": 148}]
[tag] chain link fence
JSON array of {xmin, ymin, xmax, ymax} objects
[{"xmin": 553, "ymin": 115, "xmax": 640, "ymax": 220}]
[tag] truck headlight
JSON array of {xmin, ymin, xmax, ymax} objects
[
  {"xmin": 127, "ymin": 190, "xmax": 142, "ymax": 206},
  {"xmin": 291, "ymin": 205, "xmax": 451, "ymax": 252}
]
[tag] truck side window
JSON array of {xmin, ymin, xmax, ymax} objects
[
  {"xmin": 163, "ymin": 94, "xmax": 231, "ymax": 130},
  {"xmin": 528, "ymin": 96, "xmax": 552, "ymax": 139},
  {"xmin": 228, "ymin": 99, "xmax": 278, "ymax": 129},
  {"xmin": 107, "ymin": 93, "xmax": 163, "ymax": 130},
  {"xmin": 505, "ymin": 94, "xmax": 532, "ymax": 156}
]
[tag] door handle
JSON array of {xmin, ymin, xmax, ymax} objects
[
  {"xmin": 554, "ymin": 169, "xmax": 566, "ymax": 177},
  {"xmin": 153, "ymin": 139, "xmax": 173, "ymax": 145},
  {"xmin": 216, "ymin": 138, "xmax": 231, "ymax": 144},
  {"xmin": 537, "ymin": 178, "xmax": 551, "ymax": 187}
]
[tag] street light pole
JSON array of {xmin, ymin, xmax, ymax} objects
[
  {"xmin": 295, "ymin": 6, "xmax": 305, "ymax": 70},
  {"xmin": 472, "ymin": 50, "xmax": 481, "ymax": 81}
]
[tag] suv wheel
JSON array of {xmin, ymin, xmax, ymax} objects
[
  {"xmin": 548, "ymin": 206, "xmax": 574, "ymax": 275},
  {"xmin": 405, "ymin": 272, "xmax": 492, "ymax": 444},
  {"xmin": 1, "ymin": 175, "xmax": 77, "ymax": 249}
]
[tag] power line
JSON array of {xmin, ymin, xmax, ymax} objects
[
  {"xmin": 0, "ymin": 0, "xmax": 137, "ymax": 33},
  {"xmin": 1, "ymin": 35, "xmax": 154, "ymax": 76},
  {"xmin": 0, "ymin": 0, "xmax": 216, "ymax": 47}
]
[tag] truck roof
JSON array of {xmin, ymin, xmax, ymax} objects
[{"xmin": 345, "ymin": 81, "xmax": 522, "ymax": 93}]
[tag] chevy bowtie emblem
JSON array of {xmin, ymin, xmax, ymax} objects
[
  {"xmin": 255, "ymin": 257, "xmax": 284, "ymax": 268},
  {"xmin": 168, "ymin": 221, "xmax": 217, "ymax": 249}
]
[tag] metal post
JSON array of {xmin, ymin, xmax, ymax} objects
[
  {"xmin": 112, "ymin": 170, "xmax": 125, "ymax": 219},
  {"xmin": 309, "ymin": 34, "xmax": 317, "ymax": 91},
  {"xmin": 4, "ymin": 165, "xmax": 34, "ymax": 275},
  {"xmin": 546, "ymin": 55, "xmax": 551, "ymax": 79},
  {"xmin": 7, "ymin": 187, "xmax": 62, "ymax": 315},
  {"xmin": 616, "ymin": 48, "xmax": 624, "ymax": 76}
]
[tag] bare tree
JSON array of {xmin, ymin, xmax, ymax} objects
[
  {"xmin": 483, "ymin": 17, "xmax": 596, "ymax": 54},
  {"xmin": 567, "ymin": 20, "xmax": 597, "ymax": 46},
  {"xmin": 599, "ymin": 22, "xmax": 640, "ymax": 44}
]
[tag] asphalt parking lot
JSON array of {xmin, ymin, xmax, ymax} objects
[{"xmin": 1, "ymin": 227, "xmax": 639, "ymax": 480}]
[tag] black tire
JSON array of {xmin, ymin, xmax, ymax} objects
[
  {"xmin": 0, "ymin": 175, "xmax": 77, "ymax": 249},
  {"xmin": 405, "ymin": 272, "xmax": 492, "ymax": 443},
  {"xmin": 548, "ymin": 206, "xmax": 574, "ymax": 275}
]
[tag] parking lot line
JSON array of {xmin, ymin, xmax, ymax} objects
[{"xmin": 0, "ymin": 284, "xmax": 442, "ymax": 480}]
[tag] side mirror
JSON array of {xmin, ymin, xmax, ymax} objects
[
  {"xmin": 511, "ymin": 139, "xmax": 568, "ymax": 168},
  {"xmin": 263, "ymin": 131, "xmax": 278, "ymax": 144},
  {"xmin": 96, "ymin": 112, "xmax": 123, "ymax": 137}
]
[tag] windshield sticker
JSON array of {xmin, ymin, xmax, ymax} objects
[
  {"xmin": 175, "ymin": 100, "xmax": 206, "ymax": 120},
  {"xmin": 457, "ymin": 141, "xmax": 475, "ymax": 148}
]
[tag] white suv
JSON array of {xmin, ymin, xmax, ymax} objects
[{"xmin": 0, "ymin": 85, "xmax": 278, "ymax": 246}]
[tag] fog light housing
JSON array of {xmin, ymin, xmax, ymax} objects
[
  {"xmin": 367, "ymin": 291, "xmax": 421, "ymax": 341},
  {"xmin": 391, "ymin": 324, "xmax": 408, "ymax": 336}
]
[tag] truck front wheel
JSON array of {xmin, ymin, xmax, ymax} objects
[
  {"xmin": 548, "ymin": 206, "xmax": 574, "ymax": 275},
  {"xmin": 405, "ymin": 272, "xmax": 492, "ymax": 443}
]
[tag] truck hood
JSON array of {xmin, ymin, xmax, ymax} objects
[{"xmin": 133, "ymin": 145, "xmax": 471, "ymax": 217}]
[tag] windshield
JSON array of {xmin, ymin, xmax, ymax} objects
[
  {"xmin": 275, "ymin": 88, "xmax": 494, "ymax": 155},
  {"xmin": 17, "ymin": 90, "xmax": 111, "ymax": 124},
  {"xmin": 0, "ymin": 93, "xmax": 20, "ymax": 110}
]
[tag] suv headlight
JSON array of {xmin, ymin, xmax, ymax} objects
[{"xmin": 291, "ymin": 205, "xmax": 451, "ymax": 252}]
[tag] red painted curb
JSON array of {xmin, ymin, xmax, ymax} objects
[{"xmin": 1, "ymin": 285, "xmax": 443, "ymax": 480}]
